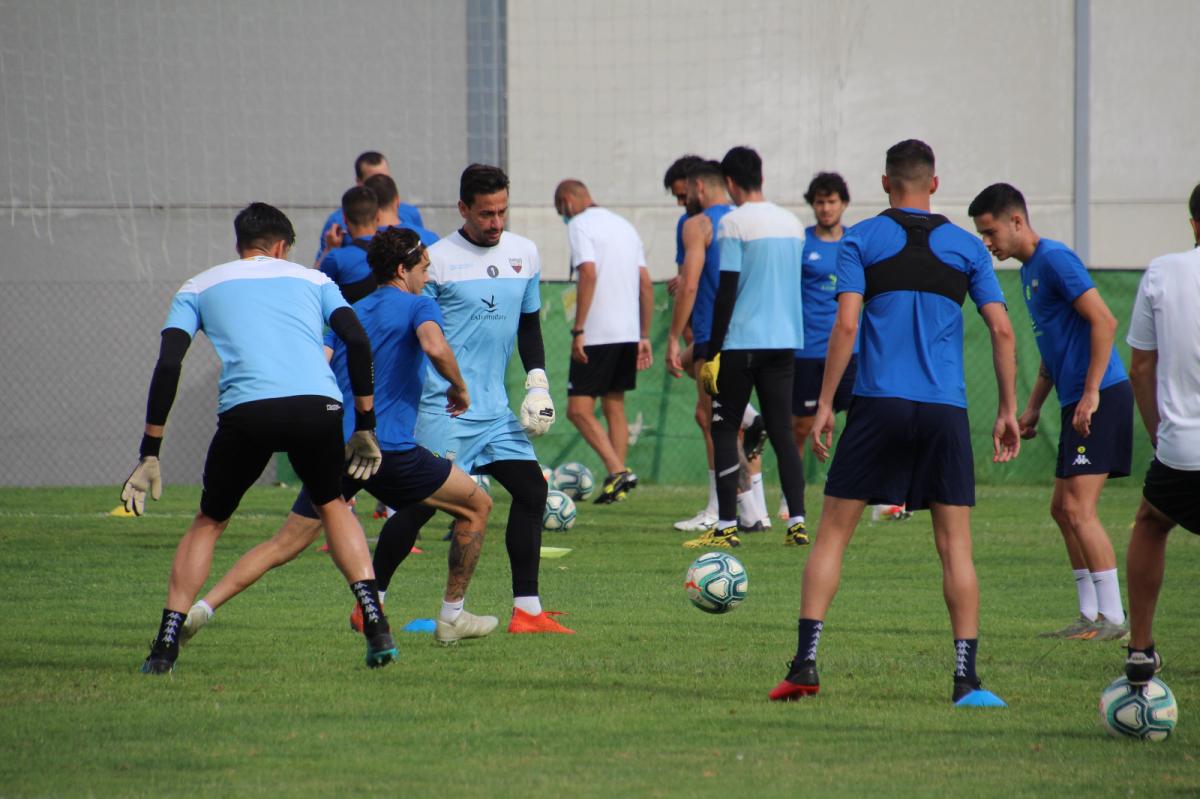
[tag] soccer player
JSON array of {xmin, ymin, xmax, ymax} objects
[
  {"xmin": 123, "ymin": 202, "xmax": 395, "ymax": 673},
  {"xmin": 366, "ymin": 173, "xmax": 440, "ymax": 247},
  {"xmin": 317, "ymin": 150, "xmax": 425, "ymax": 260},
  {"xmin": 316, "ymin": 186, "xmax": 381, "ymax": 303},
  {"xmin": 180, "ymin": 227, "xmax": 498, "ymax": 646},
  {"xmin": 769, "ymin": 140, "xmax": 1020, "ymax": 704},
  {"xmin": 781, "ymin": 172, "xmax": 857, "ymax": 524},
  {"xmin": 689, "ymin": 146, "xmax": 809, "ymax": 549},
  {"xmin": 372, "ymin": 163, "xmax": 573, "ymax": 635},
  {"xmin": 970, "ymin": 182, "xmax": 1132, "ymax": 641},
  {"xmin": 1122, "ymin": 182, "xmax": 1200, "ymax": 685},
  {"xmin": 663, "ymin": 154, "xmax": 705, "ymax": 300},
  {"xmin": 554, "ymin": 179, "xmax": 653, "ymax": 503}
]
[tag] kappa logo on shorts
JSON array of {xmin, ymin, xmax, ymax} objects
[
  {"xmin": 1072, "ymin": 445, "xmax": 1091, "ymax": 466},
  {"xmin": 326, "ymin": 403, "xmax": 342, "ymax": 412}
]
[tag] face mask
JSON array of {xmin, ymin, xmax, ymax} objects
[{"xmin": 560, "ymin": 213, "xmax": 571, "ymax": 225}]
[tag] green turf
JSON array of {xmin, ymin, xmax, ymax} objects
[{"xmin": 1, "ymin": 482, "xmax": 1197, "ymax": 797}]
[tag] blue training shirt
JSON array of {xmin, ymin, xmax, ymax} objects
[
  {"xmin": 317, "ymin": 203, "xmax": 425, "ymax": 262},
  {"xmin": 716, "ymin": 201, "xmax": 805, "ymax": 351},
  {"xmin": 318, "ymin": 236, "xmax": 373, "ymax": 286},
  {"xmin": 837, "ymin": 209, "xmax": 1005, "ymax": 408},
  {"xmin": 325, "ymin": 286, "xmax": 443, "ymax": 450},
  {"xmin": 690, "ymin": 204, "xmax": 734, "ymax": 346},
  {"xmin": 420, "ymin": 230, "xmax": 542, "ymax": 421},
  {"xmin": 379, "ymin": 223, "xmax": 440, "ymax": 248},
  {"xmin": 1020, "ymin": 238, "xmax": 1127, "ymax": 406},
  {"xmin": 674, "ymin": 211, "xmax": 688, "ymax": 266},
  {"xmin": 796, "ymin": 227, "xmax": 858, "ymax": 359},
  {"xmin": 163, "ymin": 256, "xmax": 347, "ymax": 413}
]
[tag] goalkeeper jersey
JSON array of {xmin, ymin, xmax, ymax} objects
[
  {"xmin": 163, "ymin": 256, "xmax": 347, "ymax": 413},
  {"xmin": 420, "ymin": 230, "xmax": 542, "ymax": 421}
]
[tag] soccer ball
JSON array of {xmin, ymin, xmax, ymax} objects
[
  {"xmin": 552, "ymin": 462, "xmax": 595, "ymax": 501},
  {"xmin": 543, "ymin": 489, "xmax": 577, "ymax": 531},
  {"xmin": 1099, "ymin": 676, "xmax": 1178, "ymax": 740},
  {"xmin": 471, "ymin": 474, "xmax": 491, "ymax": 495},
  {"xmin": 684, "ymin": 552, "xmax": 747, "ymax": 614}
]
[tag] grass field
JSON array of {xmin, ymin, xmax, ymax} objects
[{"xmin": 1, "ymin": 481, "xmax": 1197, "ymax": 797}]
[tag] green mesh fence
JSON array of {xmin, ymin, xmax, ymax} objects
[{"xmin": 282, "ymin": 271, "xmax": 1150, "ymax": 487}]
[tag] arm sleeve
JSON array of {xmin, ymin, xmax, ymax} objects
[
  {"xmin": 145, "ymin": 327, "xmax": 193, "ymax": 426},
  {"xmin": 1126, "ymin": 268, "xmax": 1158, "ymax": 350},
  {"xmin": 327, "ymin": 306, "xmax": 374, "ymax": 398},
  {"xmin": 517, "ymin": 311, "xmax": 546, "ymax": 372},
  {"xmin": 705, "ymin": 270, "xmax": 740, "ymax": 354}
]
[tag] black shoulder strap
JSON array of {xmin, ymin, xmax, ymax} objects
[
  {"xmin": 864, "ymin": 210, "xmax": 969, "ymax": 305},
  {"xmin": 349, "ymin": 237, "xmax": 372, "ymax": 253}
]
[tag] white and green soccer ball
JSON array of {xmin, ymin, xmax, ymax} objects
[
  {"xmin": 1100, "ymin": 676, "xmax": 1178, "ymax": 741},
  {"xmin": 543, "ymin": 489, "xmax": 577, "ymax": 531},
  {"xmin": 684, "ymin": 552, "xmax": 747, "ymax": 614},
  {"xmin": 552, "ymin": 462, "xmax": 595, "ymax": 501},
  {"xmin": 471, "ymin": 474, "xmax": 492, "ymax": 496}
]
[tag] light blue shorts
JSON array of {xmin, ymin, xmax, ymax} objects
[{"xmin": 414, "ymin": 410, "xmax": 535, "ymax": 474}]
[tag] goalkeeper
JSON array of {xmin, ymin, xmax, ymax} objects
[
  {"xmin": 373, "ymin": 164, "xmax": 574, "ymax": 635},
  {"xmin": 122, "ymin": 202, "xmax": 395, "ymax": 674}
]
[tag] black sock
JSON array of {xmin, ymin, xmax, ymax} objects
[
  {"xmin": 350, "ymin": 580, "xmax": 389, "ymax": 638},
  {"xmin": 151, "ymin": 608, "xmax": 187, "ymax": 658},
  {"xmin": 795, "ymin": 618, "xmax": 823, "ymax": 664},
  {"xmin": 954, "ymin": 638, "xmax": 978, "ymax": 684}
]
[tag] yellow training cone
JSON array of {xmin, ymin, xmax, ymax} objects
[{"xmin": 109, "ymin": 505, "xmax": 136, "ymax": 517}]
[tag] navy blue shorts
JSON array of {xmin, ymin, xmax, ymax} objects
[
  {"xmin": 1143, "ymin": 458, "xmax": 1200, "ymax": 535},
  {"xmin": 824, "ymin": 396, "xmax": 974, "ymax": 510},
  {"xmin": 291, "ymin": 445, "xmax": 453, "ymax": 520},
  {"xmin": 1056, "ymin": 380, "xmax": 1133, "ymax": 479},
  {"xmin": 792, "ymin": 355, "xmax": 857, "ymax": 417}
]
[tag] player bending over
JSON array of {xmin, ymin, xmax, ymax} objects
[
  {"xmin": 180, "ymin": 228, "xmax": 496, "ymax": 647},
  {"xmin": 372, "ymin": 164, "xmax": 573, "ymax": 635},
  {"xmin": 123, "ymin": 202, "xmax": 394, "ymax": 673},
  {"xmin": 769, "ymin": 141, "xmax": 1020, "ymax": 705}
]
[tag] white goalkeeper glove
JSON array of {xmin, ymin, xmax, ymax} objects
[
  {"xmin": 121, "ymin": 456, "xmax": 163, "ymax": 516},
  {"xmin": 520, "ymin": 368, "xmax": 555, "ymax": 437},
  {"xmin": 345, "ymin": 430, "xmax": 383, "ymax": 481}
]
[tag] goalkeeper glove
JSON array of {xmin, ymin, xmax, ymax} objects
[
  {"xmin": 121, "ymin": 456, "xmax": 163, "ymax": 516},
  {"xmin": 699, "ymin": 352, "xmax": 721, "ymax": 396},
  {"xmin": 345, "ymin": 430, "xmax": 382, "ymax": 481},
  {"xmin": 520, "ymin": 368, "xmax": 555, "ymax": 437}
]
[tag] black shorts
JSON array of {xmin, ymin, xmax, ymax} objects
[
  {"xmin": 291, "ymin": 445, "xmax": 453, "ymax": 520},
  {"xmin": 567, "ymin": 342, "xmax": 637, "ymax": 397},
  {"xmin": 825, "ymin": 396, "xmax": 974, "ymax": 510},
  {"xmin": 710, "ymin": 348, "xmax": 794, "ymax": 433},
  {"xmin": 792, "ymin": 355, "xmax": 857, "ymax": 417},
  {"xmin": 1143, "ymin": 458, "xmax": 1200, "ymax": 535},
  {"xmin": 201, "ymin": 395, "xmax": 345, "ymax": 522},
  {"xmin": 1056, "ymin": 381, "xmax": 1133, "ymax": 479}
]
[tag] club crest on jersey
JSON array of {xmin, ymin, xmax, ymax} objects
[
  {"xmin": 487, "ymin": 265, "xmax": 499, "ymax": 278},
  {"xmin": 509, "ymin": 258, "xmax": 523, "ymax": 273}
]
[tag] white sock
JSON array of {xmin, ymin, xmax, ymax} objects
[
  {"xmin": 779, "ymin": 496, "xmax": 789, "ymax": 517},
  {"xmin": 1091, "ymin": 568, "xmax": 1125, "ymax": 624},
  {"xmin": 1073, "ymin": 568, "xmax": 1096, "ymax": 620},
  {"xmin": 384, "ymin": 506, "xmax": 395, "ymax": 519},
  {"xmin": 737, "ymin": 491, "xmax": 757, "ymax": 526},
  {"xmin": 193, "ymin": 599, "xmax": 214, "ymax": 619},
  {"xmin": 716, "ymin": 518, "xmax": 737, "ymax": 533},
  {"xmin": 741, "ymin": 404, "xmax": 759, "ymax": 429},
  {"xmin": 440, "ymin": 598, "xmax": 464, "ymax": 623},
  {"xmin": 705, "ymin": 470, "xmax": 718, "ymax": 515},
  {"xmin": 787, "ymin": 515, "xmax": 806, "ymax": 527},
  {"xmin": 514, "ymin": 595, "xmax": 542, "ymax": 616},
  {"xmin": 750, "ymin": 473, "xmax": 769, "ymax": 522},
  {"xmin": 378, "ymin": 589, "xmax": 387, "ymax": 606}
]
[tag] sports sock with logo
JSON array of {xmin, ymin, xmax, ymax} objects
[
  {"xmin": 750, "ymin": 473, "xmax": 769, "ymax": 522},
  {"xmin": 152, "ymin": 609, "xmax": 187, "ymax": 656},
  {"xmin": 706, "ymin": 470, "xmax": 718, "ymax": 516},
  {"xmin": 741, "ymin": 404, "xmax": 759, "ymax": 429},
  {"xmin": 1091, "ymin": 568, "xmax": 1125, "ymax": 624},
  {"xmin": 954, "ymin": 639, "xmax": 978, "ymax": 684},
  {"xmin": 350, "ymin": 580, "xmax": 388, "ymax": 638},
  {"xmin": 440, "ymin": 598, "xmax": 464, "ymax": 623},
  {"xmin": 1074, "ymin": 568, "xmax": 1098, "ymax": 620},
  {"xmin": 795, "ymin": 618, "xmax": 823, "ymax": 664}
]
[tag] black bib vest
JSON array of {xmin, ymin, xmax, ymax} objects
[{"xmin": 864, "ymin": 208, "xmax": 969, "ymax": 307}]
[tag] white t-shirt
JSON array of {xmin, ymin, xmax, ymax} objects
[
  {"xmin": 567, "ymin": 207, "xmax": 645, "ymax": 345},
  {"xmin": 1126, "ymin": 246, "xmax": 1200, "ymax": 470}
]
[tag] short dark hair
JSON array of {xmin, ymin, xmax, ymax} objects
[
  {"xmin": 968, "ymin": 183, "xmax": 1029, "ymax": 220},
  {"xmin": 364, "ymin": 174, "xmax": 398, "ymax": 208},
  {"xmin": 459, "ymin": 163, "xmax": 509, "ymax": 206},
  {"xmin": 664, "ymin": 155, "xmax": 705, "ymax": 190},
  {"xmin": 354, "ymin": 151, "xmax": 387, "ymax": 181},
  {"xmin": 804, "ymin": 172, "xmax": 849, "ymax": 205},
  {"xmin": 233, "ymin": 202, "xmax": 295, "ymax": 252},
  {"xmin": 1190, "ymin": 182, "xmax": 1200, "ymax": 222},
  {"xmin": 686, "ymin": 160, "xmax": 724, "ymax": 186},
  {"xmin": 885, "ymin": 139, "xmax": 935, "ymax": 185},
  {"xmin": 720, "ymin": 146, "xmax": 763, "ymax": 191},
  {"xmin": 367, "ymin": 227, "xmax": 425, "ymax": 284},
  {"xmin": 341, "ymin": 186, "xmax": 379, "ymax": 228}
]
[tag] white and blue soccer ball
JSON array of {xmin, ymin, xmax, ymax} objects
[
  {"xmin": 684, "ymin": 552, "xmax": 747, "ymax": 614},
  {"xmin": 471, "ymin": 474, "xmax": 492, "ymax": 496},
  {"xmin": 552, "ymin": 462, "xmax": 595, "ymax": 501},
  {"xmin": 543, "ymin": 489, "xmax": 577, "ymax": 531},
  {"xmin": 1100, "ymin": 676, "xmax": 1178, "ymax": 741}
]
